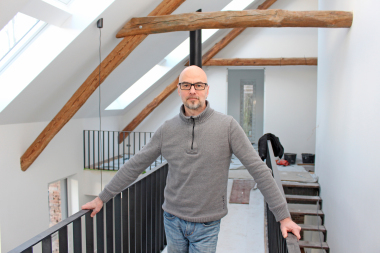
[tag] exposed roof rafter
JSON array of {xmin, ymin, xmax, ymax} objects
[{"xmin": 20, "ymin": 0, "xmax": 187, "ymax": 171}]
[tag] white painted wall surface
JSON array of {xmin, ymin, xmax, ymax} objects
[
  {"xmin": 0, "ymin": 116, "xmax": 120, "ymax": 252},
  {"xmin": 317, "ymin": 0, "xmax": 380, "ymax": 252},
  {"xmin": 126, "ymin": 0, "xmax": 318, "ymax": 160}
]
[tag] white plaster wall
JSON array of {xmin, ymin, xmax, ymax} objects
[
  {"xmin": 0, "ymin": 115, "xmax": 120, "ymax": 252},
  {"xmin": 316, "ymin": 0, "xmax": 380, "ymax": 252},
  {"xmin": 123, "ymin": 0, "xmax": 318, "ymax": 159}
]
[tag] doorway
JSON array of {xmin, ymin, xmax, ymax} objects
[{"xmin": 227, "ymin": 69, "xmax": 264, "ymax": 145}]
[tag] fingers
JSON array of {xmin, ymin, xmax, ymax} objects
[
  {"xmin": 281, "ymin": 227, "xmax": 288, "ymax": 238},
  {"xmin": 293, "ymin": 225, "xmax": 302, "ymax": 240}
]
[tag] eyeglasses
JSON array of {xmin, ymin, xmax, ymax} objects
[{"xmin": 179, "ymin": 82, "xmax": 208, "ymax": 90}]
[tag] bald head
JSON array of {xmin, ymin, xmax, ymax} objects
[{"xmin": 179, "ymin": 65, "xmax": 207, "ymax": 84}]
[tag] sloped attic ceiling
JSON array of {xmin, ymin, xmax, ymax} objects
[{"xmin": 0, "ymin": 0, "xmax": 236, "ymax": 125}]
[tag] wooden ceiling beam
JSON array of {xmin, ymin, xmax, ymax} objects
[
  {"xmin": 204, "ymin": 57, "xmax": 318, "ymax": 66},
  {"xmin": 20, "ymin": 0, "xmax": 186, "ymax": 171},
  {"xmin": 118, "ymin": 0, "xmax": 278, "ymax": 143},
  {"xmin": 117, "ymin": 9, "xmax": 353, "ymax": 37}
]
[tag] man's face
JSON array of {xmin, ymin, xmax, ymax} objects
[{"xmin": 177, "ymin": 66, "xmax": 209, "ymax": 113}]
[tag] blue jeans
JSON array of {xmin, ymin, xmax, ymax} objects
[{"xmin": 163, "ymin": 211, "xmax": 221, "ymax": 253}]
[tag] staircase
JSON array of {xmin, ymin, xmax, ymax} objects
[{"xmin": 283, "ymin": 180, "xmax": 330, "ymax": 253}]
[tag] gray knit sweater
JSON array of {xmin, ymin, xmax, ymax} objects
[{"xmin": 99, "ymin": 102, "xmax": 290, "ymax": 222}]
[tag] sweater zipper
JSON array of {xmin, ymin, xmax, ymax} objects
[{"xmin": 191, "ymin": 117, "xmax": 195, "ymax": 150}]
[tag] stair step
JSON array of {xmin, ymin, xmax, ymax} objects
[
  {"xmin": 289, "ymin": 207, "xmax": 324, "ymax": 217},
  {"xmin": 282, "ymin": 181, "xmax": 320, "ymax": 188},
  {"xmin": 285, "ymin": 194, "xmax": 321, "ymax": 203},
  {"xmin": 298, "ymin": 240, "xmax": 329, "ymax": 250},
  {"xmin": 299, "ymin": 224, "xmax": 326, "ymax": 232}
]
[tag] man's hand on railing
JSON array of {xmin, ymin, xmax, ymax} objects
[
  {"xmin": 81, "ymin": 196, "xmax": 104, "ymax": 217},
  {"xmin": 279, "ymin": 217, "xmax": 302, "ymax": 240}
]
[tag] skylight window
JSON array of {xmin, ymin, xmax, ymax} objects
[
  {"xmin": 106, "ymin": 0, "xmax": 255, "ymax": 110},
  {"xmin": 0, "ymin": 13, "xmax": 46, "ymax": 71}
]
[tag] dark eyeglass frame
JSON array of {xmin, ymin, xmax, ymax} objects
[{"xmin": 178, "ymin": 82, "xmax": 208, "ymax": 90}]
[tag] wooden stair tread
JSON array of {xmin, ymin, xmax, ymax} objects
[
  {"xmin": 298, "ymin": 240, "xmax": 329, "ymax": 249},
  {"xmin": 299, "ymin": 224, "xmax": 326, "ymax": 232},
  {"xmin": 289, "ymin": 208, "xmax": 324, "ymax": 216},
  {"xmin": 285, "ymin": 194, "xmax": 321, "ymax": 202},
  {"xmin": 282, "ymin": 181, "xmax": 320, "ymax": 188}
]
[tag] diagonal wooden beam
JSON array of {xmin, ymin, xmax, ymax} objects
[
  {"xmin": 20, "ymin": 0, "xmax": 186, "ymax": 171},
  {"xmin": 118, "ymin": 0, "xmax": 278, "ymax": 143},
  {"xmin": 204, "ymin": 57, "xmax": 318, "ymax": 66},
  {"xmin": 117, "ymin": 9, "xmax": 353, "ymax": 37}
]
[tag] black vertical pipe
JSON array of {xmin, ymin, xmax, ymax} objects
[{"xmin": 189, "ymin": 9, "xmax": 202, "ymax": 68}]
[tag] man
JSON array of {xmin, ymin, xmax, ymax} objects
[{"xmin": 82, "ymin": 65, "xmax": 301, "ymax": 252}]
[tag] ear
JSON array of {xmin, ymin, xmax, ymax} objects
[
  {"xmin": 206, "ymin": 84, "xmax": 210, "ymax": 97},
  {"xmin": 177, "ymin": 85, "xmax": 181, "ymax": 96}
]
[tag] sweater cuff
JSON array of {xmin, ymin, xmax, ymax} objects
[
  {"xmin": 270, "ymin": 202, "xmax": 291, "ymax": 222},
  {"xmin": 98, "ymin": 188, "xmax": 114, "ymax": 203}
]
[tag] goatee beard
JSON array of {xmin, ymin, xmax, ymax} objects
[{"xmin": 185, "ymin": 98, "xmax": 202, "ymax": 110}]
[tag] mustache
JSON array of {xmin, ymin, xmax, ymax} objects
[{"xmin": 186, "ymin": 96, "xmax": 199, "ymax": 100}]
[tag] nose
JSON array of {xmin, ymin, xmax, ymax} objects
[{"xmin": 189, "ymin": 84, "xmax": 196, "ymax": 93}]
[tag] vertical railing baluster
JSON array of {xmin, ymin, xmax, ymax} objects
[
  {"xmin": 97, "ymin": 131, "xmax": 100, "ymax": 169},
  {"xmin": 160, "ymin": 166, "xmax": 165, "ymax": 250},
  {"xmin": 88, "ymin": 131, "xmax": 90, "ymax": 170},
  {"xmin": 122, "ymin": 189, "xmax": 129, "ymax": 253},
  {"xmin": 41, "ymin": 236, "xmax": 52, "ymax": 253},
  {"xmin": 163, "ymin": 165, "xmax": 168, "ymax": 246},
  {"xmin": 106, "ymin": 199, "xmax": 114, "ymax": 253},
  {"xmin": 141, "ymin": 179, "xmax": 147, "ymax": 252},
  {"xmin": 123, "ymin": 132, "xmax": 125, "ymax": 164},
  {"xmin": 129, "ymin": 184, "xmax": 136, "ymax": 253},
  {"xmin": 128, "ymin": 132, "xmax": 130, "ymax": 160},
  {"xmin": 156, "ymin": 170, "xmax": 161, "ymax": 251},
  {"xmin": 151, "ymin": 171, "xmax": 157, "ymax": 253},
  {"xmin": 118, "ymin": 131, "xmax": 120, "ymax": 170},
  {"xmin": 107, "ymin": 131, "xmax": 110, "ymax": 170},
  {"xmin": 83, "ymin": 130, "xmax": 86, "ymax": 169},
  {"xmin": 103, "ymin": 131, "xmax": 105, "ymax": 170},
  {"xmin": 73, "ymin": 217, "xmax": 82, "ymax": 253},
  {"xmin": 139, "ymin": 132, "xmax": 141, "ymax": 154},
  {"xmin": 113, "ymin": 131, "xmax": 115, "ymax": 171},
  {"xmin": 114, "ymin": 194, "xmax": 122, "ymax": 253},
  {"xmin": 93, "ymin": 131, "xmax": 95, "ymax": 170},
  {"xmin": 146, "ymin": 176, "xmax": 152, "ymax": 252},
  {"xmin": 85, "ymin": 212, "xmax": 94, "ymax": 253},
  {"xmin": 58, "ymin": 226, "xmax": 68, "ymax": 253},
  {"xmin": 135, "ymin": 181, "xmax": 142, "ymax": 253},
  {"xmin": 96, "ymin": 208, "xmax": 104, "ymax": 253}
]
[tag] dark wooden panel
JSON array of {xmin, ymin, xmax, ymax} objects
[{"xmin": 229, "ymin": 179, "xmax": 255, "ymax": 204}]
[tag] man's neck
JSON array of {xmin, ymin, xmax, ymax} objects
[{"xmin": 184, "ymin": 103, "xmax": 207, "ymax": 117}]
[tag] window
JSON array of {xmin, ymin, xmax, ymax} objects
[{"xmin": 0, "ymin": 13, "xmax": 46, "ymax": 71}]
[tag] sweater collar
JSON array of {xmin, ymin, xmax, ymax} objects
[{"xmin": 179, "ymin": 100, "xmax": 214, "ymax": 124}]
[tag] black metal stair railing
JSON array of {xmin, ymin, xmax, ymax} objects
[
  {"xmin": 265, "ymin": 140, "xmax": 301, "ymax": 253},
  {"xmin": 10, "ymin": 162, "xmax": 169, "ymax": 253},
  {"xmin": 83, "ymin": 130, "xmax": 165, "ymax": 171}
]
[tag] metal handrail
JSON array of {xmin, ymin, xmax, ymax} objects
[
  {"xmin": 10, "ymin": 162, "xmax": 169, "ymax": 253},
  {"xmin": 266, "ymin": 140, "xmax": 301, "ymax": 253}
]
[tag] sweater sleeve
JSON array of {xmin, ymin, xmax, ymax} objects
[
  {"xmin": 98, "ymin": 126, "xmax": 162, "ymax": 203},
  {"xmin": 229, "ymin": 118, "xmax": 290, "ymax": 222}
]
